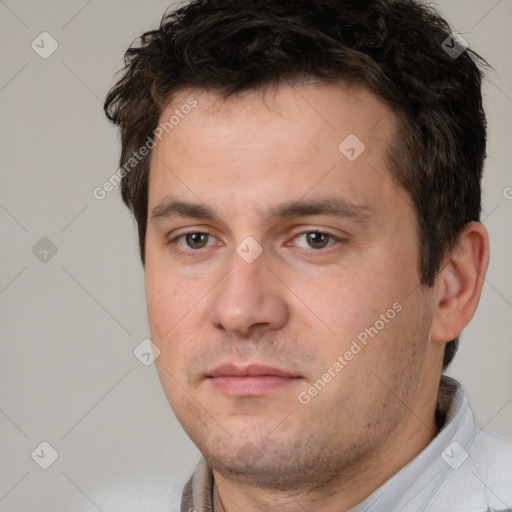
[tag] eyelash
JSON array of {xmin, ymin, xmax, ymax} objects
[{"xmin": 168, "ymin": 230, "xmax": 344, "ymax": 257}]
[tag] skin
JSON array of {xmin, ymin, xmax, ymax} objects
[{"xmin": 144, "ymin": 82, "xmax": 489, "ymax": 511}]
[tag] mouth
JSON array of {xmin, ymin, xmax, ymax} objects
[{"xmin": 206, "ymin": 364, "xmax": 303, "ymax": 396}]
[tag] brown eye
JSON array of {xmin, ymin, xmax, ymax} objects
[
  {"xmin": 290, "ymin": 231, "xmax": 339, "ymax": 251},
  {"xmin": 185, "ymin": 232, "xmax": 209, "ymax": 249},
  {"xmin": 306, "ymin": 232, "xmax": 330, "ymax": 249}
]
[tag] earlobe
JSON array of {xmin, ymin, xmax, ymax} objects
[{"xmin": 431, "ymin": 222, "xmax": 489, "ymax": 343}]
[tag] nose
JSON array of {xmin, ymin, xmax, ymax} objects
[{"xmin": 208, "ymin": 247, "xmax": 289, "ymax": 337}]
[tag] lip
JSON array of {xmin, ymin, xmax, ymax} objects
[
  {"xmin": 207, "ymin": 364, "xmax": 298, "ymax": 378},
  {"xmin": 206, "ymin": 364, "xmax": 302, "ymax": 396}
]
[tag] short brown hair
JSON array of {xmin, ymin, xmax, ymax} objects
[{"xmin": 104, "ymin": 0, "xmax": 488, "ymax": 368}]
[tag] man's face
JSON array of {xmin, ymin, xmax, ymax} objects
[{"xmin": 145, "ymin": 83, "xmax": 440, "ymax": 489}]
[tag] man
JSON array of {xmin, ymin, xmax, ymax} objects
[{"xmin": 104, "ymin": 0, "xmax": 512, "ymax": 510}]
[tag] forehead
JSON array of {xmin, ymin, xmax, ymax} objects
[
  {"xmin": 174, "ymin": 82, "xmax": 393, "ymax": 140},
  {"xmin": 148, "ymin": 82, "xmax": 403, "ymax": 215}
]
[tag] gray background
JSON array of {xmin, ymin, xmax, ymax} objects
[{"xmin": 0, "ymin": 0, "xmax": 511, "ymax": 510}]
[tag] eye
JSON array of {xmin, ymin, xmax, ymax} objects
[
  {"xmin": 292, "ymin": 231, "xmax": 338, "ymax": 250},
  {"xmin": 174, "ymin": 232, "xmax": 216, "ymax": 250}
]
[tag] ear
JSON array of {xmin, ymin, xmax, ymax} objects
[{"xmin": 431, "ymin": 222, "xmax": 489, "ymax": 343}]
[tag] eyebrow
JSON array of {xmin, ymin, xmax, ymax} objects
[
  {"xmin": 150, "ymin": 199, "xmax": 221, "ymax": 223},
  {"xmin": 149, "ymin": 197, "xmax": 373, "ymax": 225},
  {"xmin": 273, "ymin": 197, "xmax": 373, "ymax": 223}
]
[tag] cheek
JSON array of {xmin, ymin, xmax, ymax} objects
[
  {"xmin": 145, "ymin": 264, "xmax": 193, "ymax": 347},
  {"xmin": 307, "ymin": 264, "xmax": 423, "ymax": 378},
  {"xmin": 145, "ymin": 263, "xmax": 214, "ymax": 374},
  {"xmin": 303, "ymin": 266, "xmax": 390, "ymax": 343},
  {"xmin": 145, "ymin": 271, "xmax": 172, "ymax": 335}
]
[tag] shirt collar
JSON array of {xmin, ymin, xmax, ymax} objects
[{"xmin": 351, "ymin": 375, "xmax": 478, "ymax": 511}]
